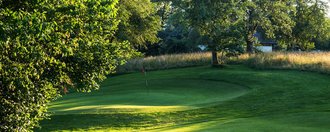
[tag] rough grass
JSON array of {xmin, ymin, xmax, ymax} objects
[
  {"xmin": 116, "ymin": 52, "xmax": 211, "ymax": 73},
  {"xmin": 230, "ymin": 52, "xmax": 330, "ymax": 74},
  {"xmin": 118, "ymin": 51, "xmax": 330, "ymax": 75},
  {"xmin": 36, "ymin": 66, "xmax": 330, "ymax": 132}
]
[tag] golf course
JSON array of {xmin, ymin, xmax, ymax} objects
[
  {"xmin": 2, "ymin": 0, "xmax": 330, "ymax": 131},
  {"xmin": 36, "ymin": 65, "xmax": 330, "ymax": 131}
]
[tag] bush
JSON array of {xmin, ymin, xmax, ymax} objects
[{"xmin": 0, "ymin": 0, "xmax": 136, "ymax": 131}]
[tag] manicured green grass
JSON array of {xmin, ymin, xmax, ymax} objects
[{"xmin": 36, "ymin": 65, "xmax": 330, "ymax": 132}]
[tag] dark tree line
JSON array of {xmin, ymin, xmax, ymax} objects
[{"xmin": 151, "ymin": 0, "xmax": 329, "ymax": 64}]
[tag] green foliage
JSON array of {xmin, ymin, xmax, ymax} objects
[
  {"xmin": 154, "ymin": 0, "xmax": 172, "ymax": 26},
  {"xmin": 280, "ymin": 0, "xmax": 328, "ymax": 51},
  {"xmin": 238, "ymin": 0, "xmax": 295, "ymax": 53},
  {"xmin": 115, "ymin": 0, "xmax": 162, "ymax": 47},
  {"xmin": 154, "ymin": 0, "xmax": 327, "ymax": 53},
  {"xmin": 186, "ymin": 0, "xmax": 244, "ymax": 64},
  {"xmin": 188, "ymin": 0, "xmax": 239, "ymax": 48},
  {"xmin": 133, "ymin": 0, "xmax": 204, "ymax": 56},
  {"xmin": 157, "ymin": 26, "xmax": 202, "ymax": 54},
  {"xmin": 315, "ymin": 18, "xmax": 330, "ymax": 50},
  {"xmin": 0, "ymin": 0, "xmax": 137, "ymax": 131},
  {"xmin": 150, "ymin": 1, "xmax": 203, "ymax": 55},
  {"xmin": 154, "ymin": 0, "xmax": 246, "ymax": 63}
]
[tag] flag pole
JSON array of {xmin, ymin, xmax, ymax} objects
[{"xmin": 142, "ymin": 66, "xmax": 149, "ymax": 94}]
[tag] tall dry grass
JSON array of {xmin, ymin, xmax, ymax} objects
[
  {"xmin": 118, "ymin": 51, "xmax": 330, "ymax": 74},
  {"xmin": 230, "ymin": 52, "xmax": 330, "ymax": 74},
  {"xmin": 117, "ymin": 52, "xmax": 211, "ymax": 73}
]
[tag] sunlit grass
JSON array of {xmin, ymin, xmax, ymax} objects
[
  {"xmin": 36, "ymin": 65, "xmax": 330, "ymax": 131},
  {"xmin": 51, "ymin": 105, "xmax": 195, "ymax": 113},
  {"xmin": 230, "ymin": 52, "xmax": 330, "ymax": 73},
  {"xmin": 34, "ymin": 52, "xmax": 330, "ymax": 131}
]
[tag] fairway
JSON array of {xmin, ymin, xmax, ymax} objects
[{"xmin": 36, "ymin": 66, "xmax": 330, "ymax": 132}]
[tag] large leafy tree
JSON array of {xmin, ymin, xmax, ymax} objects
[
  {"xmin": 154, "ymin": 0, "xmax": 172, "ymax": 26},
  {"xmin": 0, "ymin": 0, "xmax": 136, "ymax": 131},
  {"xmin": 133, "ymin": 0, "xmax": 202, "ymax": 56},
  {"xmin": 154, "ymin": 0, "xmax": 243, "ymax": 64},
  {"xmin": 187, "ymin": 0, "xmax": 242, "ymax": 65},
  {"xmin": 279, "ymin": 0, "xmax": 328, "ymax": 50},
  {"xmin": 238, "ymin": 0, "xmax": 295, "ymax": 53},
  {"xmin": 115, "ymin": 0, "xmax": 161, "ymax": 48},
  {"xmin": 156, "ymin": 1, "xmax": 202, "ymax": 55},
  {"xmin": 315, "ymin": 18, "xmax": 330, "ymax": 50}
]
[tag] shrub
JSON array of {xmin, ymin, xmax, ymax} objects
[{"xmin": 0, "ymin": 0, "xmax": 136, "ymax": 131}]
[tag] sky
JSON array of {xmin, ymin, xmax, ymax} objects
[{"xmin": 323, "ymin": 0, "xmax": 330, "ymax": 17}]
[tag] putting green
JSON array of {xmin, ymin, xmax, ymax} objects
[
  {"xmin": 37, "ymin": 66, "xmax": 330, "ymax": 132},
  {"xmin": 49, "ymin": 78, "xmax": 249, "ymax": 114}
]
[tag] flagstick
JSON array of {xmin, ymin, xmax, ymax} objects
[
  {"xmin": 142, "ymin": 66, "xmax": 149, "ymax": 95},
  {"xmin": 144, "ymin": 69, "xmax": 149, "ymax": 95}
]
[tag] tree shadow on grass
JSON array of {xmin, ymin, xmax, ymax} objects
[
  {"xmin": 35, "ymin": 113, "xmax": 157, "ymax": 131},
  {"xmin": 35, "ymin": 106, "xmax": 242, "ymax": 131}
]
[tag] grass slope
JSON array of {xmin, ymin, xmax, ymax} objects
[{"xmin": 36, "ymin": 66, "xmax": 330, "ymax": 132}]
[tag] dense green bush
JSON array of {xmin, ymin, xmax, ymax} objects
[
  {"xmin": 0, "ymin": 0, "xmax": 136, "ymax": 131},
  {"xmin": 115, "ymin": 0, "xmax": 161, "ymax": 47}
]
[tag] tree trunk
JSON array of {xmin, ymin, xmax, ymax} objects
[
  {"xmin": 246, "ymin": 40, "xmax": 254, "ymax": 53},
  {"xmin": 245, "ymin": 9, "xmax": 257, "ymax": 54},
  {"xmin": 246, "ymin": 31, "xmax": 255, "ymax": 54},
  {"xmin": 211, "ymin": 51, "xmax": 219, "ymax": 65}
]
